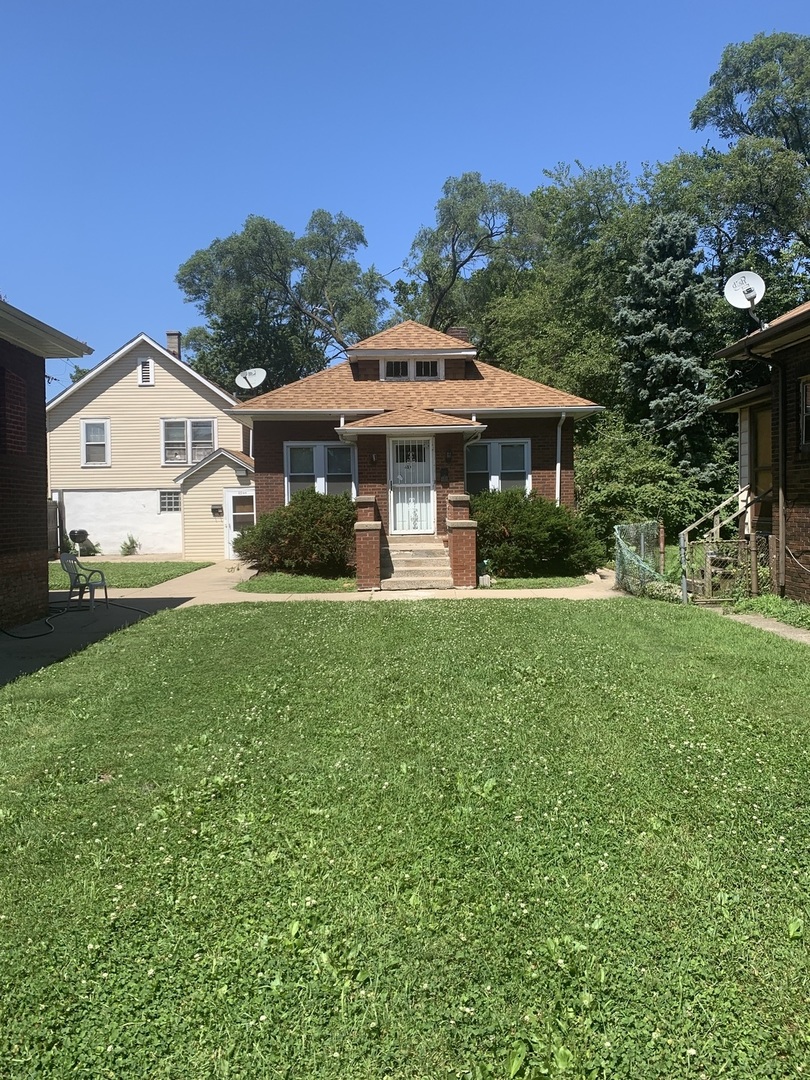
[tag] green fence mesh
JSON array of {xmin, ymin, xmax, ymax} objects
[
  {"xmin": 682, "ymin": 534, "xmax": 773, "ymax": 602},
  {"xmin": 614, "ymin": 522, "xmax": 667, "ymax": 597}
]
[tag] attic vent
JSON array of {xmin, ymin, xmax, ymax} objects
[{"xmin": 138, "ymin": 358, "xmax": 154, "ymax": 386}]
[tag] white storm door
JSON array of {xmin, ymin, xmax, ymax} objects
[
  {"xmin": 389, "ymin": 438, "xmax": 434, "ymax": 534},
  {"xmin": 224, "ymin": 488, "xmax": 255, "ymax": 558}
]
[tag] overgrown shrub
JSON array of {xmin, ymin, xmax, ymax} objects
[
  {"xmin": 471, "ymin": 489, "xmax": 603, "ymax": 578},
  {"xmin": 575, "ymin": 416, "xmax": 714, "ymax": 546},
  {"xmin": 233, "ymin": 490, "xmax": 356, "ymax": 576}
]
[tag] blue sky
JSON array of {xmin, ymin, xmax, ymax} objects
[{"xmin": 3, "ymin": 0, "xmax": 809, "ymax": 397}]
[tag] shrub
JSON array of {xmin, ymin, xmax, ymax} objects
[
  {"xmin": 233, "ymin": 490, "xmax": 356, "ymax": 576},
  {"xmin": 471, "ymin": 489, "xmax": 603, "ymax": 578},
  {"xmin": 120, "ymin": 533, "xmax": 141, "ymax": 556}
]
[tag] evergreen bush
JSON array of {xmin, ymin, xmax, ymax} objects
[
  {"xmin": 233, "ymin": 490, "xmax": 356, "ymax": 576},
  {"xmin": 471, "ymin": 490, "xmax": 603, "ymax": 578}
]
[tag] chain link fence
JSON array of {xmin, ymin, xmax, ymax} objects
[
  {"xmin": 681, "ymin": 533, "xmax": 774, "ymax": 602},
  {"xmin": 614, "ymin": 522, "xmax": 681, "ymax": 602}
]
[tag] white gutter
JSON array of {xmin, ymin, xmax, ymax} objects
[{"xmin": 555, "ymin": 412, "xmax": 566, "ymax": 506}]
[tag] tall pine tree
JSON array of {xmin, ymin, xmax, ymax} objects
[{"xmin": 616, "ymin": 213, "xmax": 717, "ymax": 474}]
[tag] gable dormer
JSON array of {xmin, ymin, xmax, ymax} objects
[{"xmin": 347, "ymin": 320, "xmax": 476, "ymax": 383}]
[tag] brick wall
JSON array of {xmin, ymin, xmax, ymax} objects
[{"xmin": 0, "ymin": 341, "xmax": 49, "ymax": 628}]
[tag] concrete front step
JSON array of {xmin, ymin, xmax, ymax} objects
[
  {"xmin": 382, "ymin": 538, "xmax": 453, "ymax": 589},
  {"xmin": 381, "ymin": 575, "xmax": 455, "ymax": 590}
]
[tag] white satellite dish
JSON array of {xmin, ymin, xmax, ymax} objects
[
  {"xmin": 723, "ymin": 271, "xmax": 766, "ymax": 309},
  {"xmin": 235, "ymin": 367, "xmax": 267, "ymax": 391}
]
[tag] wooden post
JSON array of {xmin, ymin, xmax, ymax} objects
[
  {"xmin": 750, "ymin": 534, "xmax": 759, "ymax": 597},
  {"xmin": 658, "ymin": 520, "xmax": 665, "ymax": 575}
]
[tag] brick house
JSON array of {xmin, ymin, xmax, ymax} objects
[
  {"xmin": 714, "ymin": 299, "xmax": 810, "ymax": 602},
  {"xmin": 0, "ymin": 299, "xmax": 91, "ymax": 629},
  {"xmin": 232, "ymin": 322, "xmax": 602, "ymax": 589}
]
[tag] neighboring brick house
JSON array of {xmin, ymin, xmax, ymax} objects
[
  {"xmin": 0, "ymin": 299, "xmax": 91, "ymax": 629},
  {"xmin": 232, "ymin": 322, "xmax": 602, "ymax": 589},
  {"xmin": 714, "ymin": 299, "xmax": 810, "ymax": 602},
  {"xmin": 47, "ymin": 333, "xmax": 255, "ymax": 559}
]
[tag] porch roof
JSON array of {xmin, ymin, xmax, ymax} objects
[
  {"xmin": 716, "ymin": 299, "xmax": 810, "ymax": 359},
  {"xmin": 337, "ymin": 408, "xmax": 486, "ymax": 439}
]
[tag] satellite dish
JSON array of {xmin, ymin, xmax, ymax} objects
[
  {"xmin": 235, "ymin": 367, "xmax": 267, "ymax": 391},
  {"xmin": 724, "ymin": 271, "xmax": 766, "ymax": 309}
]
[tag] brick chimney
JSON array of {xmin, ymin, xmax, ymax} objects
[
  {"xmin": 166, "ymin": 331, "xmax": 182, "ymax": 360},
  {"xmin": 445, "ymin": 326, "xmax": 470, "ymax": 343}
]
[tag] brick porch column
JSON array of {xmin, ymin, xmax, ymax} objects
[
  {"xmin": 447, "ymin": 521, "xmax": 478, "ymax": 587},
  {"xmin": 354, "ymin": 495, "xmax": 381, "ymax": 590}
]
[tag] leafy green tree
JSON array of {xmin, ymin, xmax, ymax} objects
[
  {"xmin": 575, "ymin": 416, "xmax": 713, "ymax": 545},
  {"xmin": 616, "ymin": 213, "xmax": 719, "ymax": 472},
  {"xmin": 394, "ymin": 173, "xmax": 527, "ymax": 329},
  {"xmin": 177, "ymin": 212, "xmax": 388, "ymax": 391},
  {"xmin": 691, "ymin": 32, "xmax": 810, "ymax": 158}
]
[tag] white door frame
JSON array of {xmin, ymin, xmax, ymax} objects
[
  {"xmin": 223, "ymin": 486, "xmax": 256, "ymax": 558},
  {"xmin": 388, "ymin": 437, "xmax": 435, "ymax": 534}
]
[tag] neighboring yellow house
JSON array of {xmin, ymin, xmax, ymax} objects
[{"xmin": 47, "ymin": 332, "xmax": 255, "ymax": 558}]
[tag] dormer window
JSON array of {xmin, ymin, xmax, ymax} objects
[
  {"xmin": 386, "ymin": 360, "xmax": 409, "ymax": 380},
  {"xmin": 380, "ymin": 358, "xmax": 444, "ymax": 381},
  {"xmin": 138, "ymin": 358, "xmax": 154, "ymax": 386}
]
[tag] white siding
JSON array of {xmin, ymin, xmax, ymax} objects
[
  {"xmin": 48, "ymin": 341, "xmax": 244, "ymax": 490},
  {"xmin": 58, "ymin": 490, "xmax": 182, "ymax": 554},
  {"xmin": 179, "ymin": 458, "xmax": 254, "ymax": 559}
]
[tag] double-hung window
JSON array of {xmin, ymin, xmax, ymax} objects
[
  {"xmin": 81, "ymin": 419, "xmax": 110, "ymax": 466},
  {"xmin": 162, "ymin": 419, "xmax": 215, "ymax": 465},
  {"xmin": 285, "ymin": 443, "xmax": 355, "ymax": 500},
  {"xmin": 465, "ymin": 440, "xmax": 529, "ymax": 493}
]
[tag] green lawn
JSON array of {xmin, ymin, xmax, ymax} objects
[
  {"xmin": 49, "ymin": 560, "xmax": 213, "ymax": 590},
  {"xmin": 236, "ymin": 572, "xmax": 357, "ymax": 593},
  {"xmin": 1, "ymin": 600, "xmax": 809, "ymax": 1078},
  {"xmin": 490, "ymin": 574, "xmax": 588, "ymax": 589}
]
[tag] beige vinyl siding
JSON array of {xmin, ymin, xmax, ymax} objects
[
  {"xmin": 48, "ymin": 342, "xmax": 244, "ymax": 490},
  {"xmin": 180, "ymin": 458, "xmax": 254, "ymax": 559}
]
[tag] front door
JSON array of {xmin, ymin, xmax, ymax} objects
[
  {"xmin": 389, "ymin": 438, "xmax": 434, "ymax": 533},
  {"xmin": 224, "ymin": 488, "xmax": 256, "ymax": 558}
]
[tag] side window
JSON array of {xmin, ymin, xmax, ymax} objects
[
  {"xmin": 162, "ymin": 419, "xmax": 215, "ymax": 465},
  {"xmin": 465, "ymin": 443, "xmax": 491, "ymax": 493},
  {"xmin": 81, "ymin": 419, "xmax": 110, "ymax": 466},
  {"xmin": 159, "ymin": 490, "xmax": 181, "ymax": 512},
  {"xmin": 285, "ymin": 443, "xmax": 356, "ymax": 500},
  {"xmin": 288, "ymin": 445, "xmax": 316, "ymax": 495},
  {"xmin": 499, "ymin": 443, "xmax": 528, "ymax": 490}
]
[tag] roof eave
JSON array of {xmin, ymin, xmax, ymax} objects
[
  {"xmin": 0, "ymin": 299, "xmax": 92, "ymax": 359},
  {"xmin": 715, "ymin": 309, "xmax": 810, "ymax": 360}
]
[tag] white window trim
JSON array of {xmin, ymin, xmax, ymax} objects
[
  {"xmin": 465, "ymin": 439, "xmax": 531, "ymax": 493},
  {"xmin": 284, "ymin": 441, "xmax": 357, "ymax": 502},
  {"xmin": 158, "ymin": 489, "xmax": 181, "ymax": 513},
  {"xmin": 81, "ymin": 418, "xmax": 110, "ymax": 467},
  {"xmin": 161, "ymin": 418, "xmax": 217, "ymax": 466},
  {"xmin": 138, "ymin": 357, "xmax": 155, "ymax": 386},
  {"xmin": 379, "ymin": 357, "xmax": 444, "ymax": 382}
]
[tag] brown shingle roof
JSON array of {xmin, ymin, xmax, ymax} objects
[
  {"xmin": 342, "ymin": 408, "xmax": 484, "ymax": 430},
  {"xmin": 237, "ymin": 358, "xmax": 599, "ymax": 414},
  {"xmin": 348, "ymin": 321, "xmax": 476, "ymax": 353}
]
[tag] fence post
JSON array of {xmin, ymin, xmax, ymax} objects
[
  {"xmin": 750, "ymin": 534, "xmax": 759, "ymax": 597},
  {"xmin": 679, "ymin": 531, "xmax": 688, "ymax": 604},
  {"xmin": 658, "ymin": 520, "xmax": 665, "ymax": 575}
]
